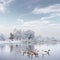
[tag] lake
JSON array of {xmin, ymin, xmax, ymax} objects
[{"xmin": 0, "ymin": 43, "xmax": 60, "ymax": 60}]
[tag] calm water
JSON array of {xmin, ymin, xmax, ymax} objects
[{"xmin": 0, "ymin": 43, "xmax": 60, "ymax": 60}]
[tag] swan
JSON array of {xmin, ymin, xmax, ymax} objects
[
  {"xmin": 31, "ymin": 49, "xmax": 39, "ymax": 57},
  {"xmin": 42, "ymin": 49, "xmax": 50, "ymax": 55}
]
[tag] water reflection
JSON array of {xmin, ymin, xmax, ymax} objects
[
  {"xmin": 4, "ymin": 44, "xmax": 51, "ymax": 59},
  {"xmin": 9, "ymin": 44, "xmax": 37, "ymax": 58},
  {"xmin": 0, "ymin": 44, "xmax": 60, "ymax": 60}
]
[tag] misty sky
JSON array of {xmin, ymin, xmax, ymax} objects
[{"xmin": 0, "ymin": 0, "xmax": 60, "ymax": 39}]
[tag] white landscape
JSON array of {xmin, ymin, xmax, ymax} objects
[{"xmin": 0, "ymin": 0, "xmax": 60, "ymax": 60}]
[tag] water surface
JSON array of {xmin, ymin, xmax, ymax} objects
[{"xmin": 0, "ymin": 43, "xmax": 60, "ymax": 60}]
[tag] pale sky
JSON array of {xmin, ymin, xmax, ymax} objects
[{"xmin": 0, "ymin": 0, "xmax": 60, "ymax": 39}]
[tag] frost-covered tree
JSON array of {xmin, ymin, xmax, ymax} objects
[
  {"xmin": 9, "ymin": 33, "xmax": 14, "ymax": 41},
  {"xmin": 10, "ymin": 29, "xmax": 35, "ymax": 40},
  {"xmin": 24, "ymin": 30, "xmax": 35, "ymax": 40},
  {"xmin": 13, "ymin": 30, "xmax": 22, "ymax": 40}
]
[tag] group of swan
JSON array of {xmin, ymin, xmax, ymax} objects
[
  {"xmin": 22, "ymin": 49, "xmax": 50, "ymax": 58},
  {"xmin": 23, "ymin": 49, "xmax": 39, "ymax": 58}
]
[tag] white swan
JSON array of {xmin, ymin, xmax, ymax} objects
[{"xmin": 42, "ymin": 49, "xmax": 50, "ymax": 55}]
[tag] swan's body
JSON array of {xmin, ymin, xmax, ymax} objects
[{"xmin": 42, "ymin": 49, "xmax": 50, "ymax": 55}]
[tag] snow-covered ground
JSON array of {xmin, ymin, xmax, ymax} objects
[{"xmin": 0, "ymin": 40, "xmax": 22, "ymax": 44}]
